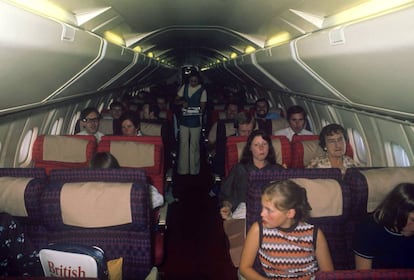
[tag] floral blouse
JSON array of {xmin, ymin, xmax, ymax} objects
[{"xmin": 306, "ymin": 154, "xmax": 360, "ymax": 174}]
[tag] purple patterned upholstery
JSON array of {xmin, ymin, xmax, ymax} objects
[
  {"xmin": 0, "ymin": 168, "xmax": 48, "ymax": 249},
  {"xmin": 247, "ymin": 167, "xmax": 353, "ymax": 270},
  {"xmin": 41, "ymin": 169, "xmax": 153, "ymax": 280},
  {"xmin": 316, "ymin": 269, "xmax": 414, "ymax": 279},
  {"xmin": 49, "ymin": 168, "xmax": 147, "ymax": 184}
]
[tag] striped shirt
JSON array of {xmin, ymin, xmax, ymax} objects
[{"xmin": 259, "ymin": 221, "xmax": 318, "ymax": 279}]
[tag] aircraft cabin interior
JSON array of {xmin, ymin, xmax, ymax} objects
[{"xmin": 0, "ymin": 0, "xmax": 414, "ymax": 279}]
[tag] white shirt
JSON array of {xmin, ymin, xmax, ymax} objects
[{"xmin": 274, "ymin": 127, "xmax": 313, "ymax": 141}]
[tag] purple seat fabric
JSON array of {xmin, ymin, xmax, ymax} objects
[
  {"xmin": 316, "ymin": 269, "xmax": 414, "ymax": 280},
  {"xmin": 0, "ymin": 168, "xmax": 48, "ymax": 250},
  {"xmin": 42, "ymin": 169, "xmax": 152, "ymax": 280},
  {"xmin": 247, "ymin": 167, "xmax": 353, "ymax": 270},
  {"xmin": 49, "ymin": 168, "xmax": 147, "ymax": 184}
]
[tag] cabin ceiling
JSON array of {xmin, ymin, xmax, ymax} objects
[{"xmin": 51, "ymin": 0, "xmax": 368, "ymax": 67}]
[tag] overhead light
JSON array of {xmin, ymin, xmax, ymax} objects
[
  {"xmin": 133, "ymin": 46, "xmax": 142, "ymax": 53},
  {"xmin": 324, "ymin": 0, "xmax": 414, "ymax": 27},
  {"xmin": 147, "ymin": 52, "xmax": 154, "ymax": 58},
  {"xmin": 266, "ymin": 32, "xmax": 291, "ymax": 47},
  {"xmin": 104, "ymin": 31, "xmax": 125, "ymax": 46},
  {"xmin": 9, "ymin": 0, "xmax": 76, "ymax": 24},
  {"xmin": 245, "ymin": 46, "xmax": 256, "ymax": 54},
  {"xmin": 230, "ymin": 52, "xmax": 238, "ymax": 59}
]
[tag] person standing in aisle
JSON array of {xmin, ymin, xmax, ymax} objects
[{"xmin": 176, "ymin": 71, "xmax": 207, "ymax": 175}]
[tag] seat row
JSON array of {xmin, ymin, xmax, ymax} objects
[
  {"xmin": 224, "ymin": 134, "xmax": 353, "ymax": 175},
  {"xmin": 0, "ymin": 168, "xmax": 156, "ymax": 280},
  {"xmin": 245, "ymin": 166, "xmax": 414, "ymax": 278},
  {"xmin": 31, "ymin": 134, "xmax": 168, "ymax": 270}
]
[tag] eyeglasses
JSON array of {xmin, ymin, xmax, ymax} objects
[
  {"xmin": 326, "ymin": 137, "xmax": 344, "ymax": 145},
  {"xmin": 82, "ymin": 118, "xmax": 100, "ymax": 123}
]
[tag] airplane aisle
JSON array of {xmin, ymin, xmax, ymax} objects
[{"xmin": 160, "ymin": 153, "xmax": 238, "ymax": 280}]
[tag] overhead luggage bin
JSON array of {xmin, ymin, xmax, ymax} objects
[
  {"xmin": 55, "ymin": 42, "xmax": 135, "ymax": 99},
  {"xmin": 0, "ymin": 2, "xmax": 102, "ymax": 113},
  {"xmin": 235, "ymin": 54, "xmax": 287, "ymax": 91},
  {"xmin": 295, "ymin": 6, "xmax": 414, "ymax": 118}
]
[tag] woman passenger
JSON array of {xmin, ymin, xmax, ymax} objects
[
  {"xmin": 353, "ymin": 183, "xmax": 414, "ymax": 269},
  {"xmin": 306, "ymin": 123, "xmax": 360, "ymax": 174},
  {"xmin": 219, "ymin": 129, "xmax": 284, "ymax": 220},
  {"xmin": 120, "ymin": 112, "xmax": 142, "ymax": 136}
]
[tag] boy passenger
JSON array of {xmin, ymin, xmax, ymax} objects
[
  {"xmin": 274, "ymin": 105, "xmax": 313, "ymax": 141},
  {"xmin": 77, "ymin": 107, "xmax": 104, "ymax": 142}
]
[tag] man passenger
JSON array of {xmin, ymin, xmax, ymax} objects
[
  {"xmin": 208, "ymin": 100, "xmax": 240, "ymax": 147},
  {"xmin": 254, "ymin": 98, "xmax": 273, "ymax": 135},
  {"xmin": 77, "ymin": 107, "xmax": 104, "ymax": 142},
  {"xmin": 274, "ymin": 105, "xmax": 313, "ymax": 141}
]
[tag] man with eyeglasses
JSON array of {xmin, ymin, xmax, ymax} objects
[{"xmin": 77, "ymin": 107, "xmax": 104, "ymax": 142}]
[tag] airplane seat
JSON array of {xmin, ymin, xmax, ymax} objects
[
  {"xmin": 97, "ymin": 135, "xmax": 165, "ymax": 194},
  {"xmin": 32, "ymin": 135, "xmax": 97, "ymax": 175},
  {"xmin": 159, "ymin": 109, "xmax": 173, "ymax": 124},
  {"xmin": 224, "ymin": 135, "xmax": 291, "ymax": 177},
  {"xmin": 96, "ymin": 136, "xmax": 167, "ymax": 266},
  {"xmin": 343, "ymin": 166, "xmax": 414, "ymax": 226},
  {"xmin": 247, "ymin": 168, "xmax": 353, "ymax": 270},
  {"xmin": 270, "ymin": 118, "xmax": 290, "ymax": 134},
  {"xmin": 99, "ymin": 118, "xmax": 114, "ymax": 135},
  {"xmin": 290, "ymin": 135, "xmax": 353, "ymax": 168},
  {"xmin": 44, "ymin": 168, "xmax": 153, "ymax": 280},
  {"xmin": 0, "ymin": 168, "xmax": 48, "ymax": 250}
]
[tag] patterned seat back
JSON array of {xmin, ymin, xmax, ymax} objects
[
  {"xmin": 248, "ymin": 168, "xmax": 353, "ymax": 270},
  {"xmin": 97, "ymin": 135, "xmax": 164, "ymax": 194},
  {"xmin": 0, "ymin": 168, "xmax": 48, "ymax": 249},
  {"xmin": 44, "ymin": 169, "xmax": 152, "ymax": 280},
  {"xmin": 32, "ymin": 135, "xmax": 97, "ymax": 175}
]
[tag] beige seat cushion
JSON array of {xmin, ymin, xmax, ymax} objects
[
  {"xmin": 110, "ymin": 141, "xmax": 155, "ymax": 168},
  {"xmin": 141, "ymin": 122, "xmax": 162, "ymax": 136},
  {"xmin": 302, "ymin": 140, "xmax": 324, "ymax": 166},
  {"xmin": 271, "ymin": 118, "xmax": 289, "ymax": 134},
  {"xmin": 61, "ymin": 182, "xmax": 133, "ymax": 227},
  {"xmin": 0, "ymin": 177, "xmax": 32, "ymax": 216},
  {"xmin": 291, "ymin": 178, "xmax": 343, "ymax": 217},
  {"xmin": 43, "ymin": 136, "xmax": 88, "ymax": 162},
  {"xmin": 362, "ymin": 167, "xmax": 414, "ymax": 212},
  {"xmin": 99, "ymin": 119, "xmax": 114, "ymax": 135}
]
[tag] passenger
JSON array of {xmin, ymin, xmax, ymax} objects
[
  {"xmin": 233, "ymin": 112, "xmax": 255, "ymax": 137},
  {"xmin": 109, "ymin": 101, "xmax": 124, "ymax": 120},
  {"xmin": 89, "ymin": 152, "xmax": 164, "ymax": 209},
  {"xmin": 353, "ymin": 183, "xmax": 414, "ymax": 269},
  {"xmin": 274, "ymin": 105, "xmax": 314, "ymax": 141},
  {"xmin": 77, "ymin": 107, "xmax": 104, "ymax": 142},
  {"xmin": 156, "ymin": 95, "xmax": 169, "ymax": 111},
  {"xmin": 120, "ymin": 112, "xmax": 142, "ymax": 136},
  {"xmin": 141, "ymin": 102, "xmax": 160, "ymax": 120},
  {"xmin": 207, "ymin": 100, "xmax": 240, "ymax": 147},
  {"xmin": 254, "ymin": 98, "xmax": 273, "ymax": 135},
  {"xmin": 0, "ymin": 213, "xmax": 42, "ymax": 277},
  {"xmin": 219, "ymin": 130, "xmax": 283, "ymax": 220},
  {"xmin": 108, "ymin": 101, "xmax": 124, "ymax": 135},
  {"xmin": 306, "ymin": 123, "xmax": 360, "ymax": 174},
  {"xmin": 89, "ymin": 152, "xmax": 120, "ymax": 168},
  {"xmin": 211, "ymin": 111, "xmax": 256, "ymax": 180},
  {"xmin": 176, "ymin": 71, "xmax": 207, "ymax": 175},
  {"xmin": 239, "ymin": 180, "xmax": 334, "ymax": 279}
]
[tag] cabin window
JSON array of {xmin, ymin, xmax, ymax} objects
[
  {"xmin": 19, "ymin": 127, "xmax": 38, "ymax": 167},
  {"xmin": 349, "ymin": 129, "xmax": 367, "ymax": 165},
  {"xmin": 98, "ymin": 102, "xmax": 105, "ymax": 113},
  {"xmin": 69, "ymin": 111, "xmax": 81, "ymax": 134},
  {"xmin": 51, "ymin": 118, "xmax": 63, "ymax": 135},
  {"xmin": 388, "ymin": 142, "xmax": 411, "ymax": 167}
]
